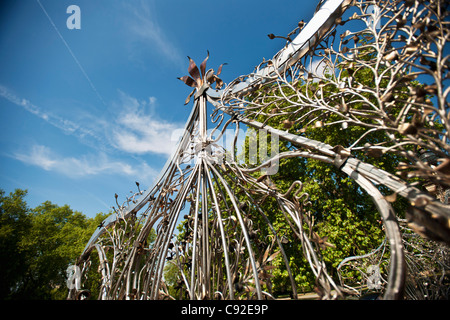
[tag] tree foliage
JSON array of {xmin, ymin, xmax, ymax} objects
[
  {"xmin": 238, "ymin": 57, "xmax": 412, "ymax": 294},
  {"xmin": 0, "ymin": 188, "xmax": 108, "ymax": 299}
]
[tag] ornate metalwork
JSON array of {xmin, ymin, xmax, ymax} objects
[{"xmin": 68, "ymin": 0, "xmax": 449, "ymax": 300}]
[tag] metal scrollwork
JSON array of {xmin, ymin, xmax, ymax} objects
[{"xmin": 69, "ymin": 0, "xmax": 449, "ymax": 300}]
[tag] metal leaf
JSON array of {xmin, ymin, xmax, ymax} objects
[
  {"xmin": 205, "ymin": 69, "xmax": 215, "ymax": 84},
  {"xmin": 262, "ymin": 246, "xmax": 270, "ymax": 262},
  {"xmin": 266, "ymin": 251, "xmax": 280, "ymax": 263},
  {"xmin": 178, "ymin": 76, "xmax": 197, "ymax": 88},
  {"xmin": 435, "ymin": 158, "xmax": 450, "ymax": 174},
  {"xmin": 187, "ymin": 56, "xmax": 201, "ymax": 85},
  {"xmin": 200, "ymin": 50, "xmax": 209, "ymax": 78},
  {"xmin": 263, "ymin": 265, "xmax": 276, "ymax": 271},
  {"xmin": 215, "ymin": 76, "xmax": 224, "ymax": 89},
  {"xmin": 385, "ymin": 193, "xmax": 397, "ymax": 203},
  {"xmin": 217, "ymin": 63, "xmax": 227, "ymax": 76},
  {"xmin": 184, "ymin": 88, "xmax": 196, "ymax": 105}
]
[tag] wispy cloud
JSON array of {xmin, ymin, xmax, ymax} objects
[
  {"xmin": 13, "ymin": 144, "xmax": 158, "ymax": 182},
  {"xmin": 1, "ymin": 84, "xmax": 183, "ymax": 186},
  {"xmin": 1, "ymin": 85, "xmax": 35, "ymax": 115},
  {"xmin": 111, "ymin": 90, "xmax": 181, "ymax": 156},
  {"xmin": 1, "ymin": 85, "xmax": 182, "ymax": 157},
  {"xmin": 122, "ymin": 0, "xmax": 184, "ymax": 68},
  {"xmin": 0, "ymin": 85, "xmax": 84, "ymax": 135}
]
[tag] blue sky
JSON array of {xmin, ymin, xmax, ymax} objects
[{"xmin": 0, "ymin": 0, "xmax": 318, "ymax": 217}]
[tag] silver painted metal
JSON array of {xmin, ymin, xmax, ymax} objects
[{"xmin": 70, "ymin": 0, "xmax": 449, "ymax": 300}]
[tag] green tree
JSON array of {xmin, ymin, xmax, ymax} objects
[
  {"xmin": 20, "ymin": 202, "xmax": 93, "ymax": 299},
  {"xmin": 241, "ymin": 59, "xmax": 410, "ymax": 295},
  {"xmin": 0, "ymin": 188, "xmax": 109, "ymax": 299},
  {"xmin": 0, "ymin": 189, "xmax": 32, "ymax": 299}
]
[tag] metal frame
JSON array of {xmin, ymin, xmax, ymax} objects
[{"xmin": 69, "ymin": 0, "xmax": 449, "ymax": 300}]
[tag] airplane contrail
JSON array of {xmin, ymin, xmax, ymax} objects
[{"xmin": 36, "ymin": 0, "xmax": 107, "ymax": 107}]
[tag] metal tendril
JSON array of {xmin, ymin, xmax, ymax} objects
[{"xmin": 69, "ymin": 0, "xmax": 449, "ymax": 301}]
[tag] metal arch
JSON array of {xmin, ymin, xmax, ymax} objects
[
  {"xmin": 215, "ymin": 0, "xmax": 353, "ymax": 98},
  {"xmin": 208, "ymin": 0, "xmax": 449, "ymax": 235},
  {"xmin": 79, "ymin": 0, "xmax": 353, "ymax": 265},
  {"xmin": 208, "ymin": 105, "xmax": 406, "ymax": 299},
  {"xmin": 71, "ymin": 0, "xmax": 450, "ymax": 300}
]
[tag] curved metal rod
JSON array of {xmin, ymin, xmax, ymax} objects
[
  {"xmin": 223, "ymin": 113, "xmax": 450, "ymax": 221},
  {"xmin": 204, "ymin": 159, "xmax": 235, "ymax": 298},
  {"xmin": 337, "ymin": 237, "xmax": 387, "ymax": 272},
  {"xmin": 151, "ymin": 162, "xmax": 201, "ymax": 299},
  {"xmin": 189, "ymin": 163, "xmax": 203, "ymax": 299},
  {"xmin": 79, "ymin": 101, "xmax": 200, "ymax": 261},
  {"xmin": 238, "ymin": 184, "xmax": 299, "ymax": 299},
  {"xmin": 207, "ymin": 161, "xmax": 263, "ymax": 299},
  {"xmin": 221, "ymin": 0, "xmax": 352, "ymax": 97},
  {"xmin": 340, "ymin": 164, "xmax": 406, "ymax": 300}
]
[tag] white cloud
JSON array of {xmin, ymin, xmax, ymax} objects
[
  {"xmin": 14, "ymin": 145, "xmax": 57, "ymax": 171},
  {"xmin": 1, "ymin": 85, "xmax": 182, "ymax": 157},
  {"xmin": 0, "ymin": 87, "xmax": 166, "ymax": 211},
  {"xmin": 111, "ymin": 91, "xmax": 181, "ymax": 156},
  {"xmin": 13, "ymin": 144, "xmax": 157, "ymax": 182},
  {"xmin": 0, "ymin": 85, "xmax": 46, "ymax": 119},
  {"xmin": 2, "ymin": 86, "xmax": 181, "ymax": 189}
]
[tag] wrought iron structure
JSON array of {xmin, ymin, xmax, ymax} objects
[{"xmin": 68, "ymin": 0, "xmax": 449, "ymax": 300}]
